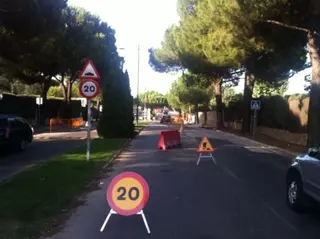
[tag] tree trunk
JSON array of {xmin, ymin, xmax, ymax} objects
[
  {"xmin": 66, "ymin": 79, "xmax": 72, "ymax": 104},
  {"xmin": 213, "ymin": 80, "xmax": 223, "ymax": 129},
  {"xmin": 307, "ymin": 31, "xmax": 320, "ymax": 147},
  {"xmin": 241, "ymin": 71, "xmax": 255, "ymax": 134},
  {"xmin": 39, "ymin": 78, "xmax": 51, "ymax": 125},
  {"xmin": 61, "ymin": 84, "xmax": 67, "ymax": 102},
  {"xmin": 195, "ymin": 105, "xmax": 199, "ymax": 124},
  {"xmin": 97, "ymin": 99, "xmax": 101, "ymax": 120},
  {"xmin": 204, "ymin": 110, "xmax": 208, "ymax": 125},
  {"xmin": 41, "ymin": 79, "xmax": 51, "ymax": 102}
]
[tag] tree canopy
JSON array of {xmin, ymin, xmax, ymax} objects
[
  {"xmin": 149, "ymin": 0, "xmax": 312, "ymax": 135},
  {"xmin": 0, "ymin": 0, "xmax": 134, "ymax": 137},
  {"xmin": 138, "ymin": 90, "xmax": 168, "ymax": 108}
]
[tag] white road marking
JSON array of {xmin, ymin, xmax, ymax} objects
[
  {"xmin": 263, "ymin": 202, "xmax": 298, "ymax": 232},
  {"xmin": 224, "ymin": 167, "xmax": 240, "ymax": 181}
]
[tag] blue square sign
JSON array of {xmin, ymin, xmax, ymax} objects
[{"xmin": 251, "ymin": 100, "xmax": 261, "ymax": 110}]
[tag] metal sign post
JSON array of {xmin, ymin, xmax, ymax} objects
[
  {"xmin": 79, "ymin": 60, "xmax": 101, "ymax": 161},
  {"xmin": 36, "ymin": 97, "xmax": 43, "ymax": 125},
  {"xmin": 86, "ymin": 99, "xmax": 91, "ymax": 161},
  {"xmin": 252, "ymin": 109, "xmax": 257, "ymax": 139},
  {"xmin": 250, "ymin": 100, "xmax": 261, "ymax": 139}
]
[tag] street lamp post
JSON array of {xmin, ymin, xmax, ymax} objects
[
  {"xmin": 136, "ymin": 45, "xmax": 140, "ymax": 125},
  {"xmin": 118, "ymin": 45, "xmax": 140, "ymax": 125}
]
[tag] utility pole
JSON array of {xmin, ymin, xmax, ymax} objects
[
  {"xmin": 136, "ymin": 45, "xmax": 140, "ymax": 124},
  {"xmin": 144, "ymin": 87, "xmax": 147, "ymax": 120}
]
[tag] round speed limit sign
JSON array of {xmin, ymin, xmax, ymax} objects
[
  {"xmin": 79, "ymin": 79, "xmax": 100, "ymax": 99},
  {"xmin": 107, "ymin": 172, "xmax": 149, "ymax": 216}
]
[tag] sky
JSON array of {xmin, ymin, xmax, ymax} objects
[{"xmin": 68, "ymin": 0, "xmax": 308, "ymax": 96}]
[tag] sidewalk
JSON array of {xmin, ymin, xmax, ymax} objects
[
  {"xmin": 33, "ymin": 122, "xmax": 97, "ymax": 135},
  {"xmin": 185, "ymin": 124, "xmax": 299, "ymax": 158}
]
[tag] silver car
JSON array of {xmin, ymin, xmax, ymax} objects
[{"xmin": 286, "ymin": 147, "xmax": 320, "ymax": 211}]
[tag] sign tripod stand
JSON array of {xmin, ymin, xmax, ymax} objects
[{"xmin": 100, "ymin": 209, "xmax": 151, "ymax": 234}]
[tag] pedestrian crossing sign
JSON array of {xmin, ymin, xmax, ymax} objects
[
  {"xmin": 250, "ymin": 100, "xmax": 261, "ymax": 110},
  {"xmin": 197, "ymin": 137, "xmax": 214, "ymax": 153}
]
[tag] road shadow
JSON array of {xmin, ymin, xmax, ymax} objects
[
  {"xmin": 121, "ymin": 135, "xmax": 320, "ymax": 237},
  {"xmin": 0, "ymin": 139, "xmax": 86, "ymax": 182},
  {"xmin": 0, "ymin": 139, "xmax": 125, "ymax": 239}
]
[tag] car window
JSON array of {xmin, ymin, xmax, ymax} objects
[
  {"xmin": 16, "ymin": 118, "xmax": 26, "ymax": 124},
  {"xmin": 313, "ymin": 153, "xmax": 320, "ymax": 160},
  {"xmin": 0, "ymin": 118, "xmax": 8, "ymax": 128},
  {"xmin": 308, "ymin": 147, "xmax": 320, "ymax": 160},
  {"xmin": 10, "ymin": 120, "xmax": 24, "ymax": 129},
  {"xmin": 17, "ymin": 117, "xmax": 28, "ymax": 124}
]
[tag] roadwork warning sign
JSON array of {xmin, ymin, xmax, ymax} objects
[{"xmin": 197, "ymin": 137, "xmax": 214, "ymax": 153}]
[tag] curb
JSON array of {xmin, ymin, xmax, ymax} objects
[
  {"xmin": 215, "ymin": 129, "xmax": 298, "ymax": 158},
  {"xmin": 101, "ymin": 138, "xmax": 132, "ymax": 170},
  {"xmin": 101, "ymin": 124, "xmax": 148, "ymax": 170}
]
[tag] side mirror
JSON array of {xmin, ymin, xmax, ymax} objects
[{"xmin": 308, "ymin": 148, "xmax": 312, "ymax": 154}]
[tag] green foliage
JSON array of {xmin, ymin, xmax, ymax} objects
[
  {"xmin": 138, "ymin": 90, "xmax": 168, "ymax": 108},
  {"xmin": 222, "ymin": 87, "xmax": 243, "ymax": 106},
  {"xmin": 0, "ymin": 138, "xmax": 125, "ymax": 239},
  {"xmin": 47, "ymin": 84, "xmax": 81, "ymax": 98},
  {"xmin": 224, "ymin": 93, "xmax": 306, "ymax": 132},
  {"xmin": 150, "ymin": 0, "xmax": 308, "ymax": 131},
  {"xmin": 167, "ymin": 73, "xmax": 214, "ymax": 112},
  {"xmin": 253, "ymin": 79, "xmax": 288, "ymax": 97},
  {"xmin": 0, "ymin": 0, "xmax": 68, "ymax": 95},
  {"xmin": 98, "ymin": 70, "xmax": 134, "ymax": 138},
  {"xmin": 0, "ymin": 1, "xmax": 133, "ymax": 136}
]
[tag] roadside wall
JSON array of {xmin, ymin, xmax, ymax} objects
[
  {"xmin": 224, "ymin": 95, "xmax": 309, "ymax": 133},
  {"xmin": 0, "ymin": 93, "xmax": 99, "ymax": 124},
  {"xmin": 223, "ymin": 94, "xmax": 309, "ymax": 146}
]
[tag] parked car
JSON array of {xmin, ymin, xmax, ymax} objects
[
  {"xmin": 160, "ymin": 115, "xmax": 171, "ymax": 123},
  {"xmin": 286, "ymin": 147, "xmax": 320, "ymax": 211},
  {"xmin": 0, "ymin": 115, "xmax": 34, "ymax": 152}
]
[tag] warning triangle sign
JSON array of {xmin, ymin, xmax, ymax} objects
[
  {"xmin": 197, "ymin": 137, "xmax": 214, "ymax": 153},
  {"xmin": 79, "ymin": 60, "xmax": 100, "ymax": 80}
]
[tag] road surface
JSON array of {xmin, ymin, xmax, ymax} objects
[
  {"xmin": 0, "ymin": 129, "xmax": 97, "ymax": 182},
  {"xmin": 49, "ymin": 123, "xmax": 320, "ymax": 239}
]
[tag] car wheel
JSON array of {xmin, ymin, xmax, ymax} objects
[
  {"xmin": 287, "ymin": 172, "xmax": 305, "ymax": 212},
  {"xmin": 19, "ymin": 139, "xmax": 27, "ymax": 152}
]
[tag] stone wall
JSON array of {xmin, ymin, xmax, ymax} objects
[
  {"xmin": 225, "ymin": 121, "xmax": 307, "ymax": 146},
  {"xmin": 257, "ymin": 126, "xmax": 307, "ymax": 146},
  {"xmin": 198, "ymin": 111, "xmax": 217, "ymax": 127}
]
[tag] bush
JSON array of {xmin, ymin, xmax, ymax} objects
[
  {"xmin": 224, "ymin": 94, "xmax": 307, "ymax": 133},
  {"xmin": 0, "ymin": 93, "xmax": 83, "ymax": 121},
  {"xmin": 97, "ymin": 71, "xmax": 134, "ymax": 138}
]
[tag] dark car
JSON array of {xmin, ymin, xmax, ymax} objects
[
  {"xmin": 0, "ymin": 115, "xmax": 33, "ymax": 152},
  {"xmin": 160, "ymin": 115, "xmax": 171, "ymax": 123},
  {"xmin": 286, "ymin": 147, "xmax": 320, "ymax": 212}
]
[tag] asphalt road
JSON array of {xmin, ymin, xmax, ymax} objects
[
  {"xmin": 49, "ymin": 123, "xmax": 320, "ymax": 239},
  {"xmin": 0, "ymin": 129, "xmax": 98, "ymax": 182}
]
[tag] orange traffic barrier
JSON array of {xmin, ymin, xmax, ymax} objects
[
  {"xmin": 50, "ymin": 117, "xmax": 84, "ymax": 132},
  {"xmin": 157, "ymin": 130, "xmax": 181, "ymax": 150}
]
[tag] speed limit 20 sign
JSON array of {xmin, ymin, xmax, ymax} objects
[
  {"xmin": 79, "ymin": 79, "xmax": 100, "ymax": 99},
  {"xmin": 107, "ymin": 172, "xmax": 149, "ymax": 216}
]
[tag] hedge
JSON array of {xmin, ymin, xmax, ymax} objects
[
  {"xmin": 0, "ymin": 94, "xmax": 84, "ymax": 121},
  {"xmin": 224, "ymin": 94, "xmax": 308, "ymax": 133}
]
